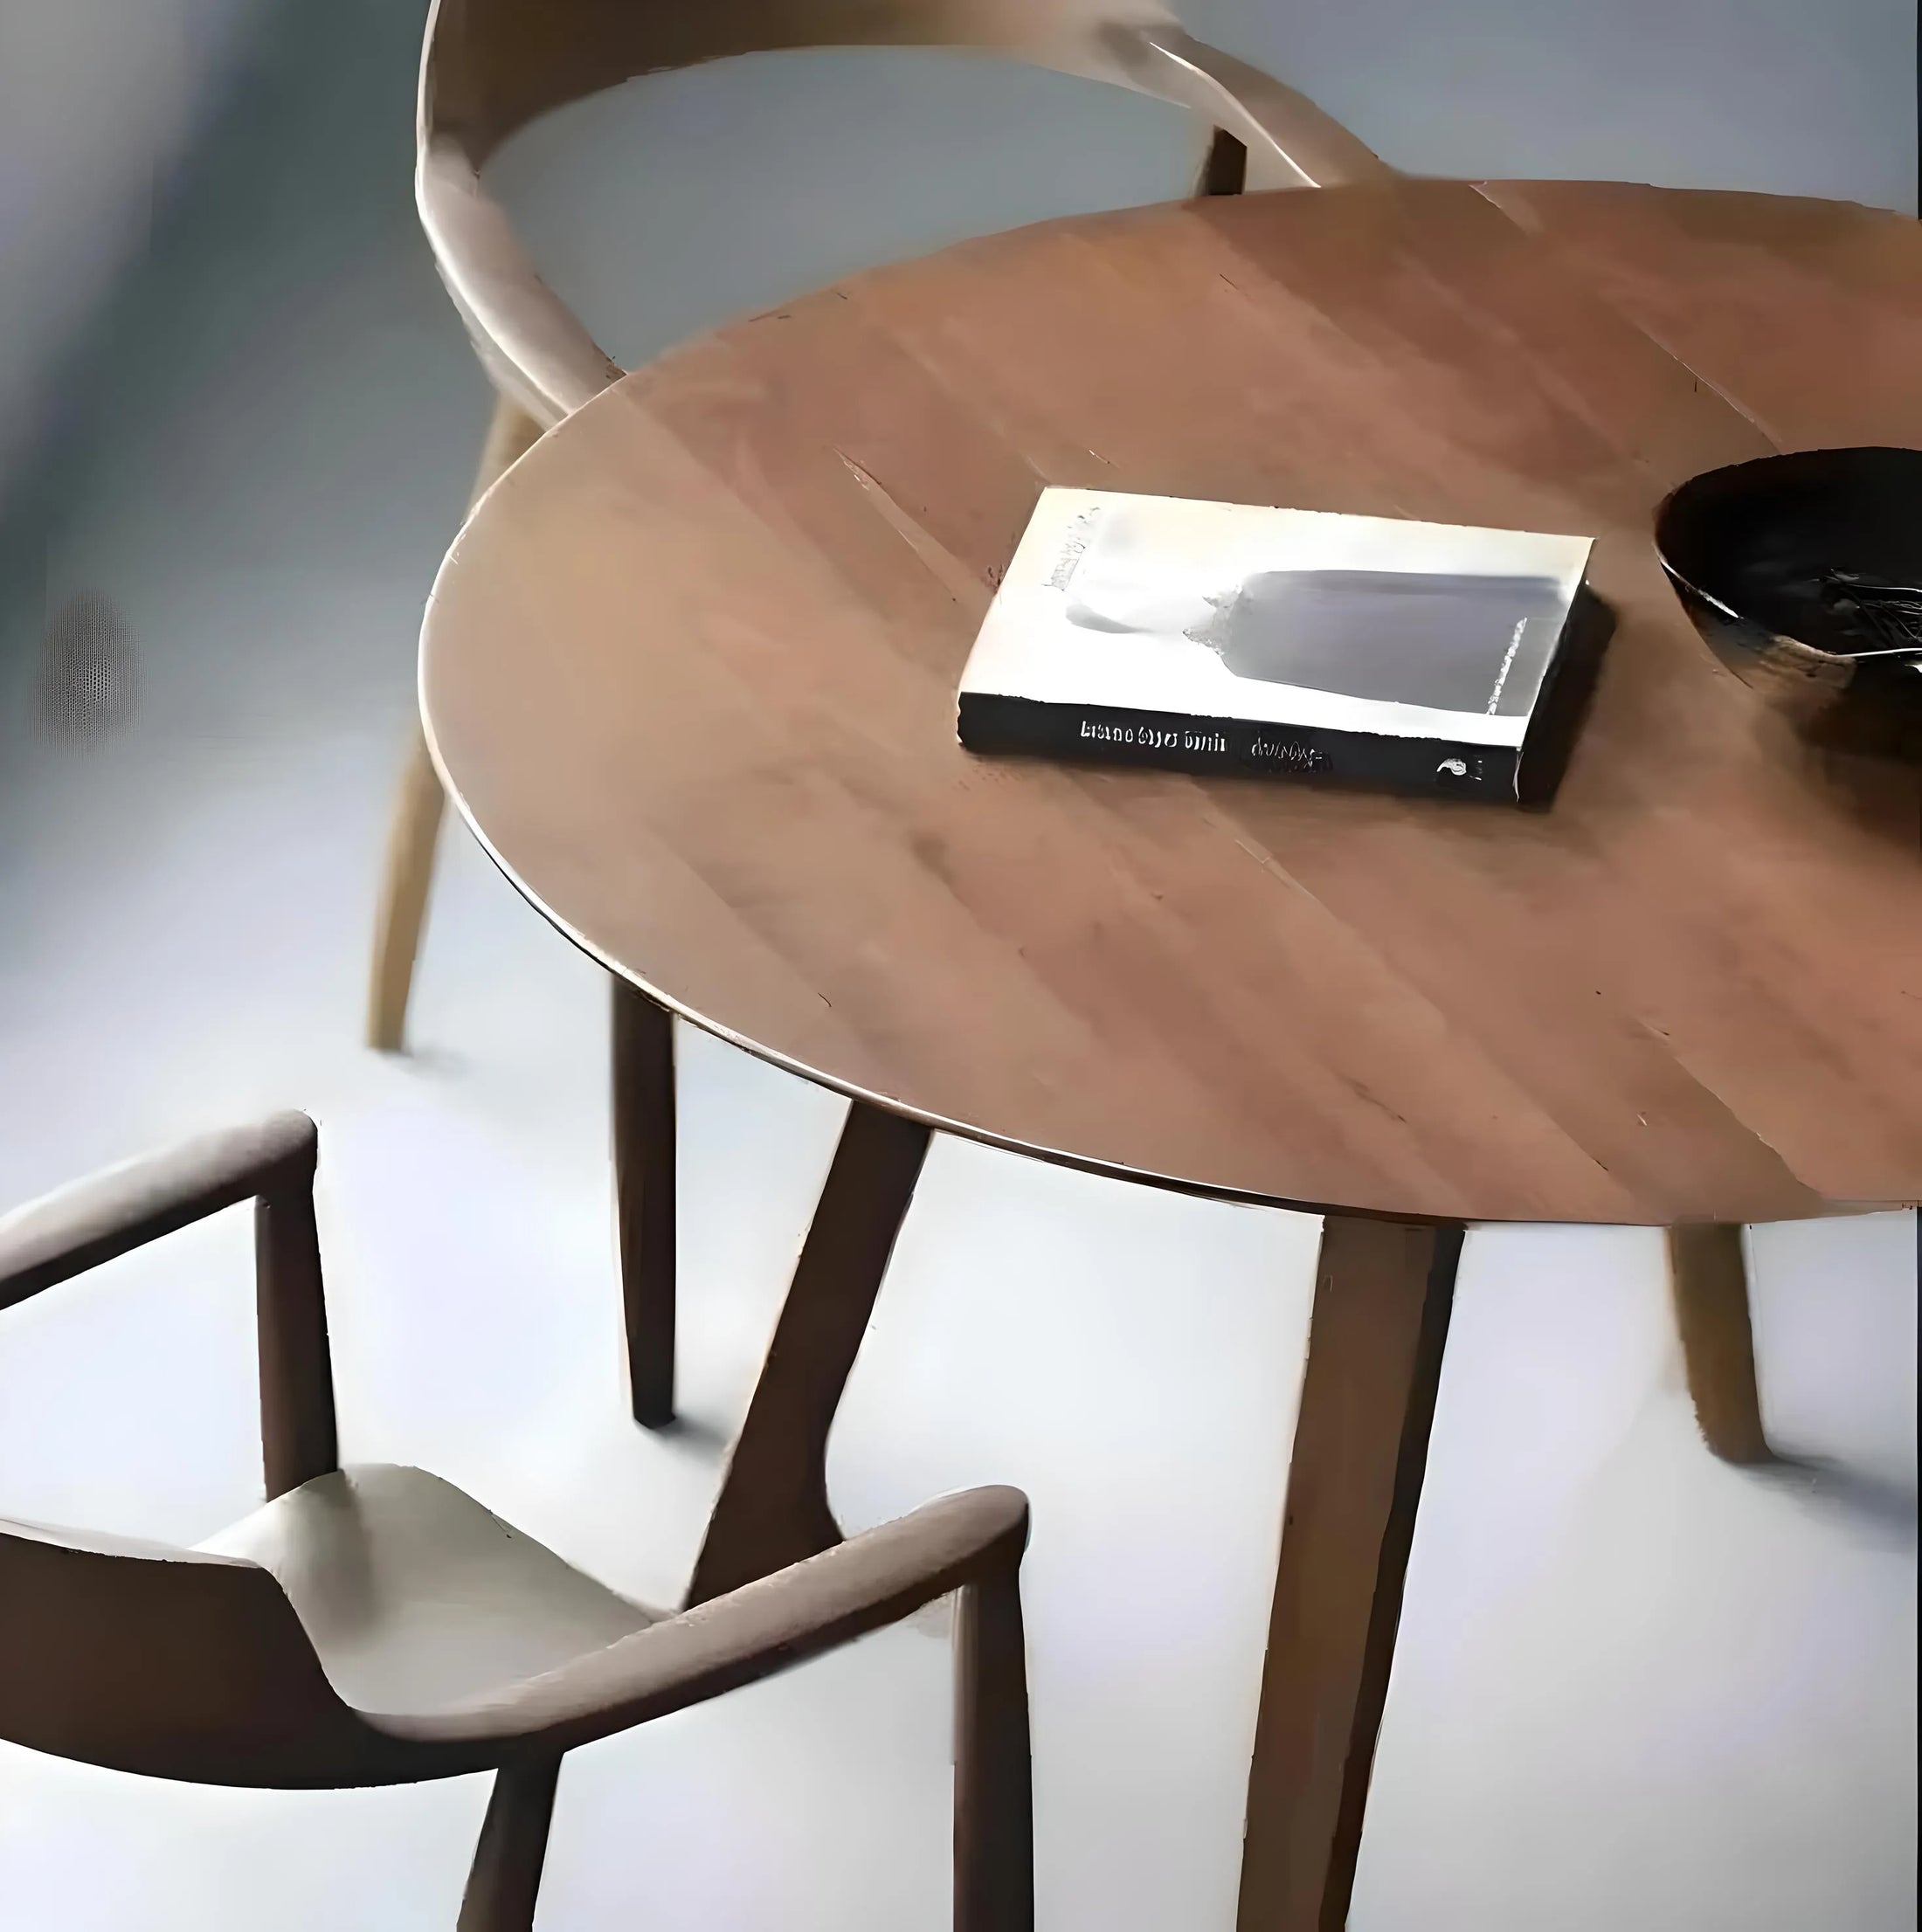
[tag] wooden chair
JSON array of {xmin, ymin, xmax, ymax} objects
[
  {"xmin": 372, "ymin": 0, "xmax": 1773, "ymax": 1473},
  {"xmin": 365, "ymin": 0, "xmax": 1391, "ymax": 1428},
  {"xmin": 0, "ymin": 1114, "xmax": 1033, "ymax": 1932}
]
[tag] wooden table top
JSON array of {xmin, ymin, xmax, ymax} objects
[{"xmin": 423, "ymin": 177, "xmax": 1922, "ymax": 1227}]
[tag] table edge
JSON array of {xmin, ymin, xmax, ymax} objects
[{"xmin": 418, "ymin": 178, "xmax": 1922, "ymax": 1229}]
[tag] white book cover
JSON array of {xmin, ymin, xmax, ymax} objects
[{"xmin": 958, "ymin": 488, "xmax": 1594, "ymax": 798}]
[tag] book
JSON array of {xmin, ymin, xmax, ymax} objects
[{"xmin": 956, "ymin": 488, "xmax": 1597, "ymax": 802}]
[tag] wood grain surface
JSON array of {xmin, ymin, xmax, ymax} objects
[{"xmin": 423, "ymin": 179, "xmax": 1922, "ymax": 1226}]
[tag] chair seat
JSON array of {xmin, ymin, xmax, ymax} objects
[{"xmin": 198, "ymin": 1465, "xmax": 655, "ymax": 1718}]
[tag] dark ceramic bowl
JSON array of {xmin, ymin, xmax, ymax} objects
[{"xmin": 1655, "ymin": 446, "xmax": 1922, "ymax": 760}]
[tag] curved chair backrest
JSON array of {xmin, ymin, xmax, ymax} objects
[
  {"xmin": 0, "ymin": 1114, "xmax": 394, "ymax": 1789},
  {"xmin": 417, "ymin": 0, "xmax": 1389, "ymax": 425},
  {"xmin": 421, "ymin": 0, "xmax": 1383, "ymax": 179},
  {"xmin": 0, "ymin": 1514, "xmax": 371, "ymax": 1786}
]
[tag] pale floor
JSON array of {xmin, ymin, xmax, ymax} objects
[{"xmin": 0, "ymin": 11, "xmax": 1915, "ymax": 1930}]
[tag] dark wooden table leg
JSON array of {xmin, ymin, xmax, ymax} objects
[
  {"xmin": 612, "ymin": 980, "xmax": 676, "ymax": 1429},
  {"xmin": 685, "ymin": 1101, "xmax": 931, "ymax": 1607},
  {"xmin": 1238, "ymin": 1214, "xmax": 1463, "ymax": 1932},
  {"xmin": 1665, "ymin": 1223, "xmax": 1771, "ymax": 1465}
]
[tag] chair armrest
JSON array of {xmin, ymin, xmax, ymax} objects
[
  {"xmin": 0, "ymin": 1112, "xmax": 337, "ymax": 1499},
  {"xmin": 0, "ymin": 1113, "xmax": 316, "ymax": 1308},
  {"xmin": 414, "ymin": 24, "xmax": 1384, "ymax": 431},
  {"xmin": 1120, "ymin": 27, "xmax": 1392, "ymax": 191},
  {"xmin": 417, "ymin": 137, "xmax": 624, "ymax": 431},
  {"xmin": 376, "ymin": 1485, "xmax": 1029, "ymax": 1756}
]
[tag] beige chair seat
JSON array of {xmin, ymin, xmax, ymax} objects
[{"xmin": 200, "ymin": 1464, "xmax": 655, "ymax": 1718}]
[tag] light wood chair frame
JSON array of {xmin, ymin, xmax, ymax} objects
[{"xmin": 366, "ymin": 0, "xmax": 1396, "ymax": 1432}]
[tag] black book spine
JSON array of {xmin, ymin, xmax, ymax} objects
[{"xmin": 957, "ymin": 694, "xmax": 1521, "ymax": 801}]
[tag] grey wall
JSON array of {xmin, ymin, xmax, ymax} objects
[
  {"xmin": 0, "ymin": 0, "xmax": 268, "ymax": 493},
  {"xmin": 1186, "ymin": 0, "xmax": 1917, "ymax": 212}
]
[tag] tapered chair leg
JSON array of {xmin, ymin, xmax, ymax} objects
[
  {"xmin": 458, "ymin": 1756, "xmax": 563, "ymax": 1932},
  {"xmin": 612, "ymin": 980, "xmax": 676, "ymax": 1427},
  {"xmin": 953, "ymin": 1561, "xmax": 1034, "ymax": 1932},
  {"xmin": 366, "ymin": 721, "xmax": 446, "ymax": 1052},
  {"xmin": 1666, "ymin": 1222, "xmax": 1771, "ymax": 1464},
  {"xmin": 1197, "ymin": 123, "xmax": 1248, "ymax": 195},
  {"xmin": 365, "ymin": 391, "xmax": 545, "ymax": 1053}
]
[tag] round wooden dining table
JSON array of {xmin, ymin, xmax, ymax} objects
[{"xmin": 422, "ymin": 176, "xmax": 1922, "ymax": 1930}]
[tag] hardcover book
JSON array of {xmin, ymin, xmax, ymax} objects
[{"xmin": 957, "ymin": 488, "xmax": 1597, "ymax": 802}]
